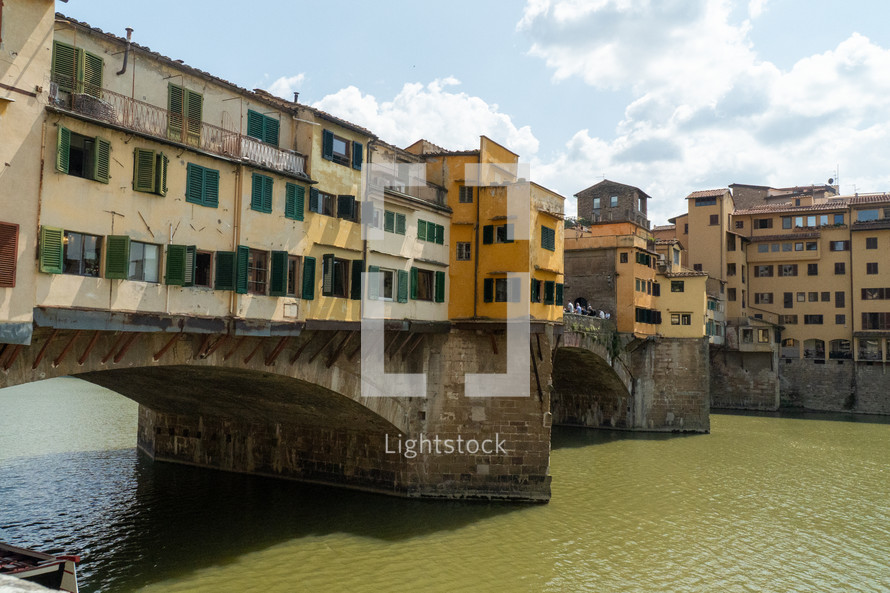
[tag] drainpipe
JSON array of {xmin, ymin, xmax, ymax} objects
[
  {"xmin": 473, "ymin": 154, "xmax": 480, "ymax": 318},
  {"xmin": 116, "ymin": 28, "xmax": 133, "ymax": 76}
]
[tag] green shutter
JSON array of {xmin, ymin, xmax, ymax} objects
[
  {"xmin": 285, "ymin": 184, "xmax": 304, "ymax": 220},
  {"xmin": 251, "ymin": 173, "xmax": 264, "ymax": 212},
  {"xmin": 531, "ymin": 279, "xmax": 539, "ymax": 303},
  {"xmin": 184, "ymin": 245, "xmax": 196, "ymax": 287},
  {"xmin": 555, "ymin": 283, "xmax": 564, "ymax": 306},
  {"xmin": 93, "ymin": 137, "xmax": 111, "ymax": 183},
  {"xmin": 410, "ymin": 266, "xmax": 418, "ymax": 300},
  {"xmin": 204, "ymin": 168, "xmax": 219, "ymax": 207},
  {"xmin": 266, "ymin": 116, "xmax": 279, "ymax": 146},
  {"xmin": 247, "ymin": 110, "xmax": 264, "ymax": 140},
  {"xmin": 186, "ymin": 163, "xmax": 203, "ymax": 204},
  {"xmin": 269, "ymin": 250, "xmax": 288, "ymax": 296},
  {"xmin": 337, "ymin": 195, "xmax": 355, "ymax": 220},
  {"xmin": 384, "ymin": 210, "xmax": 395, "ymax": 233},
  {"xmin": 52, "ymin": 42, "xmax": 77, "ymax": 92},
  {"xmin": 184, "ymin": 89, "xmax": 202, "ymax": 144},
  {"xmin": 235, "ymin": 245, "xmax": 249, "ymax": 294},
  {"xmin": 395, "ymin": 213, "xmax": 406, "ymax": 235},
  {"xmin": 322, "ymin": 130, "xmax": 334, "ymax": 161},
  {"xmin": 165, "ymin": 244, "xmax": 187, "ymax": 285},
  {"xmin": 483, "ymin": 278, "xmax": 494, "ymax": 303},
  {"xmin": 482, "ymin": 225, "xmax": 494, "ymax": 244},
  {"xmin": 82, "ymin": 51, "xmax": 103, "ymax": 96},
  {"xmin": 368, "ymin": 265, "xmax": 379, "ymax": 300},
  {"xmin": 544, "ymin": 281, "xmax": 555, "ymax": 305},
  {"xmin": 104, "ymin": 235, "xmax": 130, "ymax": 279},
  {"xmin": 322, "ymin": 253, "xmax": 334, "ymax": 296},
  {"xmin": 156, "ymin": 153, "xmax": 168, "ymax": 196},
  {"xmin": 352, "ymin": 141, "xmax": 363, "ymax": 170},
  {"xmin": 435, "ymin": 224, "xmax": 444, "ymax": 245},
  {"xmin": 350, "ymin": 260, "xmax": 363, "ymax": 300},
  {"xmin": 302, "ymin": 256, "xmax": 316, "ymax": 300},
  {"xmin": 309, "ymin": 187, "xmax": 320, "ymax": 213},
  {"xmin": 167, "ymin": 84, "xmax": 183, "ymax": 140},
  {"xmin": 397, "ymin": 269, "xmax": 408, "ymax": 303},
  {"xmin": 133, "ymin": 148, "xmax": 156, "ymax": 193},
  {"xmin": 435, "ymin": 270, "xmax": 445, "ymax": 303},
  {"xmin": 417, "ymin": 220, "xmax": 427, "ymax": 241},
  {"xmin": 214, "ymin": 251, "xmax": 236, "ymax": 290},
  {"xmin": 39, "ymin": 226, "xmax": 64, "ymax": 274},
  {"xmin": 56, "ymin": 126, "xmax": 71, "ymax": 174},
  {"xmin": 263, "ymin": 176, "xmax": 273, "ymax": 213}
]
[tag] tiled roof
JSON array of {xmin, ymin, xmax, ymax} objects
[
  {"xmin": 748, "ymin": 232, "xmax": 821, "ymax": 242},
  {"xmin": 663, "ymin": 270, "xmax": 708, "ymax": 278},
  {"xmin": 655, "ymin": 238, "xmax": 678, "ymax": 245},
  {"xmin": 734, "ymin": 201, "xmax": 848, "ymax": 215},
  {"xmin": 686, "ymin": 188, "xmax": 728, "ymax": 199},
  {"xmin": 846, "ymin": 194, "xmax": 890, "ymax": 205},
  {"xmin": 652, "ymin": 224, "xmax": 676, "ymax": 232}
]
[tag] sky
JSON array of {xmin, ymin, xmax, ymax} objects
[{"xmin": 59, "ymin": 0, "xmax": 890, "ymax": 224}]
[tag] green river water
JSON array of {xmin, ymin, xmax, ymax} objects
[{"xmin": 1, "ymin": 377, "xmax": 888, "ymax": 592}]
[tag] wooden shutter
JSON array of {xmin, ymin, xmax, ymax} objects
[
  {"xmin": 395, "ymin": 213, "xmax": 406, "ymax": 235},
  {"xmin": 322, "ymin": 254, "xmax": 334, "ymax": 296},
  {"xmin": 133, "ymin": 148, "xmax": 156, "ymax": 193},
  {"xmin": 156, "ymin": 153, "xmax": 168, "ymax": 196},
  {"xmin": 167, "ymin": 83, "xmax": 183, "ymax": 140},
  {"xmin": 52, "ymin": 42, "xmax": 77, "ymax": 92},
  {"xmin": 367, "ymin": 265, "xmax": 379, "ymax": 300},
  {"xmin": 350, "ymin": 260, "xmax": 363, "ymax": 300},
  {"xmin": 104, "ymin": 235, "xmax": 130, "ymax": 279},
  {"xmin": 384, "ymin": 210, "xmax": 395, "ymax": 233},
  {"xmin": 186, "ymin": 163, "xmax": 203, "ymax": 204},
  {"xmin": 165, "ymin": 244, "xmax": 187, "ymax": 285},
  {"xmin": 322, "ymin": 130, "xmax": 334, "ymax": 161},
  {"xmin": 266, "ymin": 116, "xmax": 279, "ymax": 146},
  {"xmin": 269, "ymin": 250, "xmax": 288, "ymax": 296},
  {"xmin": 309, "ymin": 187, "xmax": 320, "ymax": 213},
  {"xmin": 204, "ymin": 168, "xmax": 219, "ymax": 207},
  {"xmin": 263, "ymin": 176, "xmax": 273, "ymax": 213},
  {"xmin": 39, "ymin": 226, "xmax": 64, "ymax": 274},
  {"xmin": 235, "ymin": 245, "xmax": 249, "ymax": 294},
  {"xmin": 93, "ymin": 137, "xmax": 111, "ymax": 183},
  {"xmin": 0, "ymin": 222, "xmax": 19, "ymax": 288},
  {"xmin": 214, "ymin": 251, "xmax": 236, "ymax": 290},
  {"xmin": 530, "ymin": 279, "xmax": 539, "ymax": 303},
  {"xmin": 247, "ymin": 110, "xmax": 264, "ymax": 140},
  {"xmin": 251, "ymin": 173, "xmax": 272, "ymax": 212},
  {"xmin": 56, "ymin": 126, "xmax": 71, "ymax": 174},
  {"xmin": 483, "ymin": 278, "xmax": 493, "ymax": 303},
  {"xmin": 82, "ymin": 51, "xmax": 103, "ymax": 97},
  {"xmin": 410, "ymin": 267, "xmax": 418, "ymax": 300},
  {"xmin": 302, "ymin": 256, "xmax": 316, "ymax": 300},
  {"xmin": 352, "ymin": 141, "xmax": 363, "ymax": 170},
  {"xmin": 435, "ymin": 224, "xmax": 444, "ymax": 245},
  {"xmin": 482, "ymin": 225, "xmax": 493, "ymax": 244},
  {"xmin": 397, "ymin": 269, "xmax": 408, "ymax": 303},
  {"xmin": 555, "ymin": 283, "xmax": 564, "ymax": 305},
  {"xmin": 184, "ymin": 89, "xmax": 202, "ymax": 145},
  {"xmin": 184, "ymin": 245, "xmax": 196, "ymax": 287},
  {"xmin": 285, "ymin": 183, "xmax": 305, "ymax": 221},
  {"xmin": 435, "ymin": 270, "xmax": 445, "ymax": 303},
  {"xmin": 417, "ymin": 220, "xmax": 427, "ymax": 241}
]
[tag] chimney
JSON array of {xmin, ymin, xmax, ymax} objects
[{"xmin": 293, "ymin": 91, "xmax": 300, "ymax": 103}]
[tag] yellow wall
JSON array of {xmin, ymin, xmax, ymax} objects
[{"xmin": 656, "ymin": 274, "xmax": 708, "ymax": 338}]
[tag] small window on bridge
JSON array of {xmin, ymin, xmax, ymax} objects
[
  {"xmin": 286, "ymin": 255, "xmax": 301, "ymax": 297},
  {"xmin": 195, "ymin": 251, "xmax": 213, "ymax": 288}
]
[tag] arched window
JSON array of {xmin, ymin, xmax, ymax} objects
[
  {"xmin": 858, "ymin": 338, "xmax": 882, "ymax": 361},
  {"xmin": 781, "ymin": 338, "xmax": 799, "ymax": 359},
  {"xmin": 829, "ymin": 339, "xmax": 851, "ymax": 360},
  {"xmin": 803, "ymin": 338, "xmax": 825, "ymax": 359}
]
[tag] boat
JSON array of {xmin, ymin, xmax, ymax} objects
[{"xmin": 0, "ymin": 542, "xmax": 79, "ymax": 592}]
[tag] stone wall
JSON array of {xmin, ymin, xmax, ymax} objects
[
  {"xmin": 564, "ymin": 248, "xmax": 617, "ymax": 313},
  {"xmin": 710, "ymin": 349, "xmax": 780, "ymax": 410},
  {"xmin": 576, "ymin": 180, "xmax": 648, "ymax": 227},
  {"xmin": 779, "ymin": 358, "xmax": 890, "ymax": 414}
]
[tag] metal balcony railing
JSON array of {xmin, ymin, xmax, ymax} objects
[{"xmin": 50, "ymin": 74, "xmax": 305, "ymax": 177}]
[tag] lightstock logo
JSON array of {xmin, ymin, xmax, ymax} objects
[{"xmin": 359, "ymin": 160, "xmax": 532, "ymax": 401}]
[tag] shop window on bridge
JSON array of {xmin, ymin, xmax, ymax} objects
[
  {"xmin": 194, "ymin": 250, "xmax": 213, "ymax": 288},
  {"xmin": 51, "ymin": 41, "xmax": 103, "ymax": 97},
  {"xmin": 56, "ymin": 127, "xmax": 110, "ymax": 183},
  {"xmin": 285, "ymin": 255, "xmax": 301, "ymax": 297},
  {"xmin": 804, "ymin": 339, "xmax": 825, "ymax": 359},
  {"xmin": 829, "ymin": 339, "xmax": 852, "ymax": 360},
  {"xmin": 367, "ymin": 266, "xmax": 394, "ymax": 301},
  {"xmin": 858, "ymin": 338, "xmax": 882, "ymax": 361},
  {"xmin": 321, "ymin": 254, "xmax": 351, "ymax": 298},
  {"xmin": 482, "ymin": 224, "xmax": 515, "ymax": 244},
  {"xmin": 125, "ymin": 240, "xmax": 160, "ymax": 283},
  {"xmin": 781, "ymin": 338, "xmax": 800, "ymax": 359},
  {"xmin": 0, "ymin": 222, "xmax": 19, "ymax": 288},
  {"xmin": 530, "ymin": 279, "xmax": 542, "ymax": 303},
  {"xmin": 40, "ymin": 229, "xmax": 101, "ymax": 277},
  {"xmin": 484, "ymin": 277, "xmax": 520, "ymax": 303},
  {"xmin": 133, "ymin": 149, "xmax": 169, "ymax": 196}
]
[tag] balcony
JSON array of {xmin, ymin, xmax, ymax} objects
[{"xmin": 50, "ymin": 75, "xmax": 306, "ymax": 177}]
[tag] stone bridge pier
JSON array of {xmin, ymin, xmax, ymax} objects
[
  {"xmin": 551, "ymin": 314, "xmax": 710, "ymax": 432},
  {"xmin": 0, "ymin": 309, "xmax": 556, "ymax": 502}
]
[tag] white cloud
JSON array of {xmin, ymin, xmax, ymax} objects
[
  {"xmin": 312, "ymin": 78, "xmax": 539, "ymax": 158},
  {"xmin": 267, "ymin": 74, "xmax": 306, "ymax": 100},
  {"xmin": 748, "ymin": 0, "xmax": 769, "ymax": 19}
]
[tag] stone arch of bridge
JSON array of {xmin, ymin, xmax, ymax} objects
[{"xmin": 550, "ymin": 343, "xmax": 634, "ymax": 429}]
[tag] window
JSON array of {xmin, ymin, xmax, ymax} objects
[
  {"xmin": 541, "ymin": 226, "xmax": 556, "ymax": 251},
  {"xmin": 859, "ymin": 338, "xmax": 882, "ymax": 360},
  {"xmin": 411, "ymin": 268, "xmax": 440, "ymax": 302},
  {"xmin": 784, "ymin": 292, "xmax": 793, "ymax": 308},
  {"xmin": 456, "ymin": 242, "xmax": 471, "ymax": 261},
  {"xmin": 488, "ymin": 277, "xmax": 520, "ymax": 303},
  {"xmin": 804, "ymin": 315, "xmax": 823, "ymax": 325},
  {"xmin": 808, "ymin": 292, "xmax": 818, "ymax": 302},
  {"xmin": 794, "ymin": 242, "xmax": 803, "ymax": 252},
  {"xmin": 834, "ymin": 262, "xmax": 845, "ymax": 275},
  {"xmin": 754, "ymin": 265, "xmax": 773, "ymax": 278},
  {"xmin": 167, "ymin": 84, "xmax": 202, "ymax": 145},
  {"xmin": 835, "ymin": 291, "xmax": 845, "ymax": 308},
  {"xmin": 735, "ymin": 220, "xmax": 744, "ymax": 229},
  {"xmin": 866, "ymin": 237, "xmax": 878, "ymax": 249},
  {"xmin": 284, "ymin": 183, "xmax": 306, "ymax": 221},
  {"xmin": 834, "ymin": 214, "xmax": 844, "ymax": 225},
  {"xmin": 681, "ymin": 314, "xmax": 691, "ymax": 325},
  {"xmin": 310, "ymin": 189, "xmax": 336, "ymax": 217},
  {"xmin": 482, "ymin": 224, "xmax": 514, "ymax": 244},
  {"xmin": 418, "ymin": 220, "xmax": 445, "ymax": 244},
  {"xmin": 862, "ymin": 312, "xmax": 890, "ymax": 330},
  {"xmin": 337, "ymin": 195, "xmax": 357, "ymax": 221},
  {"xmin": 779, "ymin": 264, "xmax": 797, "ymax": 277},
  {"xmin": 867, "ymin": 262, "xmax": 879, "ymax": 275},
  {"xmin": 132, "ymin": 149, "xmax": 169, "ymax": 196},
  {"xmin": 796, "ymin": 292, "xmax": 805, "ymax": 302},
  {"xmin": 821, "ymin": 291, "xmax": 830, "ymax": 302},
  {"xmin": 530, "ymin": 279, "xmax": 543, "ymax": 303},
  {"xmin": 593, "ymin": 198, "xmax": 601, "ymax": 210},
  {"xmin": 62, "ymin": 231, "xmax": 101, "ymax": 277},
  {"xmin": 185, "ymin": 163, "xmax": 219, "ymax": 207},
  {"xmin": 282, "ymin": 255, "xmax": 301, "ymax": 296},
  {"xmin": 754, "ymin": 218, "xmax": 773, "ymax": 229},
  {"xmin": 771, "ymin": 243, "xmax": 780, "ymax": 252},
  {"xmin": 857, "ymin": 209, "xmax": 880, "ymax": 222},
  {"xmin": 727, "ymin": 234, "xmax": 736, "ymax": 251},
  {"xmin": 127, "ymin": 241, "xmax": 160, "ymax": 283},
  {"xmin": 246, "ymin": 109, "xmax": 280, "ymax": 146},
  {"xmin": 55, "ymin": 127, "xmax": 110, "ymax": 183},
  {"xmin": 754, "ymin": 293, "xmax": 773, "ymax": 304},
  {"xmin": 727, "ymin": 263, "xmax": 736, "ymax": 276},
  {"xmin": 758, "ymin": 329, "xmax": 770, "ymax": 343},
  {"xmin": 695, "ymin": 197, "xmax": 716, "ymax": 206},
  {"xmin": 684, "ymin": 223, "xmax": 688, "ymax": 234},
  {"xmin": 671, "ymin": 280, "xmax": 685, "ymax": 292},
  {"xmin": 620, "ymin": 252, "xmax": 628, "ymax": 264},
  {"xmin": 742, "ymin": 329, "xmax": 753, "ymax": 343},
  {"xmin": 635, "ymin": 307, "xmax": 661, "ymax": 324},
  {"xmin": 638, "ymin": 197, "xmax": 644, "ymax": 212},
  {"xmin": 782, "ymin": 217, "xmax": 792, "ymax": 229},
  {"xmin": 51, "ymin": 41, "xmax": 102, "ymax": 96},
  {"xmin": 779, "ymin": 315, "xmax": 798, "ymax": 325},
  {"xmin": 709, "ymin": 214, "xmax": 719, "ymax": 225},
  {"xmin": 807, "ymin": 263, "xmax": 818, "ymax": 276},
  {"xmin": 381, "ymin": 211, "xmax": 407, "ymax": 235},
  {"xmin": 367, "ymin": 266, "xmax": 395, "ymax": 301},
  {"xmin": 322, "ymin": 255, "xmax": 350, "ymax": 298},
  {"xmin": 693, "ymin": 264, "xmax": 703, "ymax": 271},
  {"xmin": 250, "ymin": 173, "xmax": 273, "ymax": 213},
  {"xmin": 728, "ymin": 288, "xmax": 736, "ymax": 301},
  {"xmin": 635, "ymin": 252, "xmax": 652, "ymax": 266},
  {"xmin": 459, "ymin": 186, "xmax": 474, "ymax": 203},
  {"xmin": 194, "ymin": 251, "xmax": 212, "ymax": 288},
  {"xmin": 829, "ymin": 241, "xmax": 850, "ymax": 251},
  {"xmin": 0, "ymin": 222, "xmax": 19, "ymax": 288},
  {"xmin": 246, "ymin": 249, "xmax": 268, "ymax": 295},
  {"xmin": 322, "ymin": 129, "xmax": 363, "ymax": 170},
  {"xmin": 610, "ymin": 195, "xmax": 618, "ymax": 207},
  {"xmin": 758, "ymin": 244, "xmax": 769, "ymax": 253},
  {"xmin": 782, "ymin": 243, "xmax": 792, "ymax": 252}
]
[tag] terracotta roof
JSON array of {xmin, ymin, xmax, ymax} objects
[
  {"xmin": 748, "ymin": 232, "xmax": 821, "ymax": 242},
  {"xmin": 846, "ymin": 194, "xmax": 890, "ymax": 205},
  {"xmin": 686, "ymin": 188, "xmax": 728, "ymax": 199},
  {"xmin": 652, "ymin": 224, "xmax": 676, "ymax": 232},
  {"xmin": 734, "ymin": 202, "xmax": 848, "ymax": 215},
  {"xmin": 655, "ymin": 238, "xmax": 678, "ymax": 245},
  {"xmin": 663, "ymin": 270, "xmax": 708, "ymax": 278}
]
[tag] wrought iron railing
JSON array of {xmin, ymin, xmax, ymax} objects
[{"xmin": 50, "ymin": 74, "xmax": 305, "ymax": 176}]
